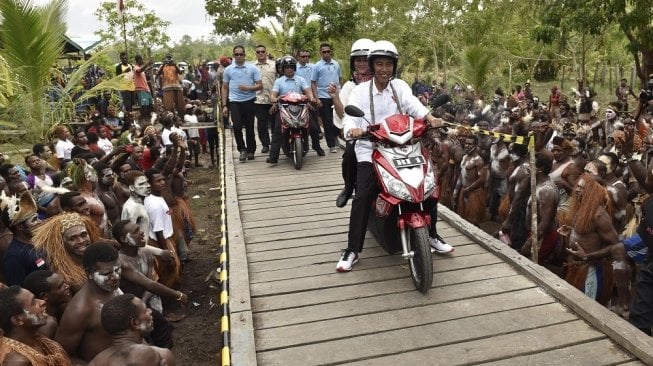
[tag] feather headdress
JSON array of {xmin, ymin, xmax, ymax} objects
[{"xmin": 0, "ymin": 191, "xmax": 38, "ymax": 227}]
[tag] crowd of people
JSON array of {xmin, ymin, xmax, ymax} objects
[
  {"xmin": 408, "ymin": 71, "xmax": 653, "ymax": 334},
  {"xmin": 0, "ymin": 49, "xmax": 236, "ymax": 364}
]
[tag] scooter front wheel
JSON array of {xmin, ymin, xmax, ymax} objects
[
  {"xmin": 408, "ymin": 226, "xmax": 433, "ymax": 293},
  {"xmin": 292, "ymin": 136, "xmax": 303, "ymax": 170}
]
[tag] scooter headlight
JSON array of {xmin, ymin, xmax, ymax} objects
[{"xmin": 378, "ymin": 166, "xmax": 412, "ymax": 201}]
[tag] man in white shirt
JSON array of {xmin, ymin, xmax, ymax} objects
[
  {"xmin": 336, "ymin": 41, "xmax": 451, "ymax": 272},
  {"xmin": 184, "ymin": 104, "xmax": 201, "ymax": 166},
  {"xmin": 54, "ymin": 126, "xmax": 75, "ymax": 166}
]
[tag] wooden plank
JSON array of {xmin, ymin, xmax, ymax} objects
[
  {"xmin": 242, "ymin": 212, "xmax": 346, "ymax": 229},
  {"xmin": 253, "ymin": 275, "xmax": 536, "ymax": 326},
  {"xmin": 255, "ymin": 304, "xmax": 580, "ymax": 365},
  {"xmin": 343, "ymin": 321, "xmax": 606, "ymax": 366},
  {"xmin": 482, "ymin": 338, "xmax": 636, "ymax": 366},
  {"xmin": 250, "ymin": 252, "xmax": 502, "ymax": 283},
  {"xmin": 438, "ymin": 205, "xmax": 653, "ymax": 364},
  {"xmin": 251, "ymin": 262, "xmax": 518, "ymax": 304},
  {"xmin": 248, "ymin": 240, "xmax": 483, "ymax": 272},
  {"xmin": 255, "ymin": 287, "xmax": 552, "ymax": 350}
]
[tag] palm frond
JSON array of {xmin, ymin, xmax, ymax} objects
[{"xmin": 461, "ymin": 45, "xmax": 495, "ymax": 95}]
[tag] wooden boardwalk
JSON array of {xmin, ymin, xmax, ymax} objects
[{"xmin": 224, "ymin": 133, "xmax": 653, "ymax": 366}]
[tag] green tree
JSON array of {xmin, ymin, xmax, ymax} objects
[
  {"xmin": 535, "ymin": 0, "xmax": 653, "ymax": 86},
  {"xmin": 94, "ymin": 0, "xmax": 171, "ymax": 57},
  {"xmin": 0, "ymin": 0, "xmax": 66, "ymax": 138}
]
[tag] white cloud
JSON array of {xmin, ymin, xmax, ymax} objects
[{"xmin": 32, "ymin": 0, "xmax": 215, "ymax": 43}]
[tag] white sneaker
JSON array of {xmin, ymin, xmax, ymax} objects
[
  {"xmin": 430, "ymin": 235, "xmax": 454, "ymax": 254},
  {"xmin": 336, "ymin": 250, "xmax": 359, "ymax": 272}
]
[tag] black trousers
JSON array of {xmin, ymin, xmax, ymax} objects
[
  {"xmin": 255, "ymin": 103, "xmax": 272, "ymax": 148},
  {"xmin": 630, "ymin": 261, "xmax": 653, "ymax": 335},
  {"xmin": 308, "ymin": 108, "xmax": 322, "ymax": 149},
  {"xmin": 206, "ymin": 127, "xmax": 218, "ymax": 164},
  {"xmin": 347, "ymin": 162, "xmax": 440, "ymax": 253},
  {"xmin": 269, "ymin": 113, "xmax": 283, "ymax": 160},
  {"xmin": 230, "ymin": 99, "xmax": 256, "ymax": 153},
  {"xmin": 341, "ymin": 141, "xmax": 357, "ymax": 193},
  {"xmin": 317, "ymin": 98, "xmax": 337, "ymax": 148}
]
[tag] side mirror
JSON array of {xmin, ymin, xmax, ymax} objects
[{"xmin": 344, "ymin": 105, "xmax": 365, "ymax": 117}]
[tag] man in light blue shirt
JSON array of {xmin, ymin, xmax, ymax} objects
[
  {"xmin": 311, "ymin": 43, "xmax": 343, "ymax": 153},
  {"xmin": 266, "ymin": 56, "xmax": 316, "ymax": 165},
  {"xmin": 221, "ymin": 45, "xmax": 263, "ymax": 162},
  {"xmin": 295, "ymin": 49, "xmax": 324, "ymax": 156}
]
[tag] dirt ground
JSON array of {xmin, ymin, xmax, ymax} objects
[{"xmin": 170, "ymin": 153, "xmax": 223, "ymax": 365}]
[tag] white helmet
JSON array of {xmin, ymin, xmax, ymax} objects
[
  {"xmin": 350, "ymin": 38, "xmax": 374, "ymax": 58},
  {"xmin": 368, "ymin": 40, "xmax": 399, "ymax": 76}
]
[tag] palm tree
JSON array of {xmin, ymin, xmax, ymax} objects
[
  {"xmin": 0, "ymin": 0, "xmax": 67, "ymax": 139},
  {"xmin": 0, "ymin": 0, "xmax": 133, "ymax": 141}
]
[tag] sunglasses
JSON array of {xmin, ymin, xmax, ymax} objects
[
  {"xmin": 233, "ymin": 53, "xmax": 245, "ymax": 57},
  {"xmin": 321, "ymin": 50, "xmax": 331, "ymax": 54},
  {"xmin": 255, "ymin": 50, "xmax": 266, "ymax": 54}
]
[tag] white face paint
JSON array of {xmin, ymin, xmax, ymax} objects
[
  {"xmin": 137, "ymin": 318, "xmax": 154, "ymax": 335},
  {"xmin": 605, "ymin": 109, "xmax": 616, "ymax": 120},
  {"xmin": 500, "ymin": 117, "xmax": 509, "ymax": 125},
  {"xmin": 510, "ymin": 153, "xmax": 520, "ymax": 161},
  {"xmin": 131, "ymin": 176, "xmax": 151, "ymax": 197},
  {"xmin": 92, "ymin": 265, "xmax": 121, "ymax": 291},
  {"xmin": 23, "ymin": 309, "xmax": 47, "ymax": 326}
]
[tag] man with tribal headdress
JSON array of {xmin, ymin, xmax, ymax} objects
[
  {"xmin": 0, "ymin": 286, "xmax": 71, "ymax": 365},
  {"xmin": 1, "ymin": 192, "xmax": 46, "ymax": 286},
  {"xmin": 550, "ymin": 136, "xmax": 581, "ymax": 227},
  {"xmin": 563, "ymin": 173, "xmax": 620, "ymax": 306},
  {"xmin": 68, "ymin": 159, "xmax": 109, "ymax": 236},
  {"xmin": 453, "ymin": 135, "xmax": 487, "ymax": 225},
  {"xmin": 32, "ymin": 212, "xmax": 100, "ymax": 292}
]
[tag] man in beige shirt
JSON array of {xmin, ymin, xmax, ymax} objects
[{"xmin": 253, "ymin": 45, "xmax": 277, "ymax": 154}]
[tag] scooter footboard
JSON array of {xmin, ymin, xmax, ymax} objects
[{"xmin": 368, "ymin": 210, "xmax": 403, "ymax": 254}]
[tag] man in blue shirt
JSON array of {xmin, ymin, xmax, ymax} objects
[
  {"xmin": 296, "ymin": 49, "xmax": 325, "ymax": 156},
  {"xmin": 1, "ymin": 192, "xmax": 46, "ymax": 286},
  {"xmin": 266, "ymin": 56, "xmax": 316, "ymax": 165},
  {"xmin": 311, "ymin": 43, "xmax": 343, "ymax": 153},
  {"xmin": 221, "ymin": 45, "xmax": 263, "ymax": 162}
]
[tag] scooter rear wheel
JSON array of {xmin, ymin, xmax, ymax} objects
[
  {"xmin": 408, "ymin": 227, "xmax": 433, "ymax": 293},
  {"xmin": 292, "ymin": 136, "xmax": 303, "ymax": 170}
]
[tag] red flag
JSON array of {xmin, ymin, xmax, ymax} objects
[{"xmin": 117, "ymin": 0, "xmax": 124, "ymax": 14}]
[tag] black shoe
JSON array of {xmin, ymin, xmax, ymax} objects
[
  {"xmin": 314, "ymin": 147, "xmax": 325, "ymax": 156},
  {"xmin": 336, "ymin": 188, "xmax": 353, "ymax": 208},
  {"xmin": 261, "ymin": 146, "xmax": 270, "ymax": 153},
  {"xmin": 239, "ymin": 151, "xmax": 247, "ymax": 162},
  {"xmin": 266, "ymin": 158, "xmax": 278, "ymax": 165},
  {"xmin": 247, "ymin": 152, "xmax": 255, "ymax": 160}
]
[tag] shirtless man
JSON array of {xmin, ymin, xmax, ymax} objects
[
  {"xmin": 500, "ymin": 143, "xmax": 530, "ymax": 250},
  {"xmin": 89, "ymin": 294, "xmax": 175, "ymax": 366},
  {"xmin": 550, "ymin": 137, "xmax": 581, "ymax": 226},
  {"xmin": 523, "ymin": 153, "xmax": 560, "ymax": 266},
  {"xmin": 55, "ymin": 242, "xmax": 123, "ymax": 362},
  {"xmin": 121, "ymin": 171, "xmax": 151, "ymax": 238},
  {"xmin": 0, "ymin": 286, "xmax": 71, "ymax": 366},
  {"xmin": 113, "ymin": 162, "xmax": 133, "ymax": 206},
  {"xmin": 120, "ymin": 171, "xmax": 174, "ymax": 262},
  {"xmin": 597, "ymin": 153, "xmax": 628, "ymax": 233},
  {"xmin": 454, "ymin": 135, "xmax": 487, "ymax": 225},
  {"xmin": 70, "ymin": 159, "xmax": 108, "ymax": 236},
  {"xmin": 94, "ymin": 162, "xmax": 120, "ymax": 225},
  {"xmin": 563, "ymin": 173, "xmax": 620, "ymax": 305},
  {"xmin": 22, "ymin": 270, "xmax": 72, "ymax": 323}
]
